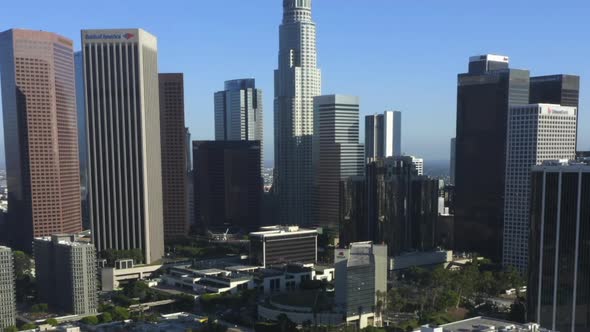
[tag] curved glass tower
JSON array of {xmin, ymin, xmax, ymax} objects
[{"xmin": 274, "ymin": 0, "xmax": 322, "ymax": 225}]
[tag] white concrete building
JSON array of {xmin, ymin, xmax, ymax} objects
[
  {"xmin": 0, "ymin": 246, "xmax": 16, "ymax": 330},
  {"xmin": 502, "ymin": 104, "xmax": 577, "ymax": 272},
  {"xmin": 101, "ymin": 263, "xmax": 162, "ymax": 291},
  {"xmin": 274, "ymin": 0, "xmax": 322, "ymax": 226},
  {"xmin": 81, "ymin": 29, "xmax": 164, "ymax": 264},
  {"xmin": 162, "ymin": 266, "xmax": 253, "ymax": 295},
  {"xmin": 410, "ymin": 156, "xmax": 424, "ymax": 176}
]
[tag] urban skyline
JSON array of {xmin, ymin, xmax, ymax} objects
[
  {"xmin": 0, "ymin": 1, "xmax": 590, "ymax": 331},
  {"xmin": 1, "ymin": 1, "xmax": 589, "ymax": 163}
]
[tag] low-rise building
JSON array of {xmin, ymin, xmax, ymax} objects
[
  {"xmin": 162, "ymin": 266, "xmax": 253, "ymax": 295},
  {"xmin": 415, "ymin": 316, "xmax": 551, "ymax": 332},
  {"xmin": 389, "ymin": 250, "xmax": 453, "ymax": 271},
  {"xmin": 250, "ymin": 225, "xmax": 318, "ymax": 267},
  {"xmin": 100, "ymin": 263, "xmax": 162, "ymax": 291},
  {"xmin": 160, "ymin": 261, "xmax": 333, "ymax": 296},
  {"xmin": 335, "ymin": 242, "xmax": 387, "ymax": 329}
]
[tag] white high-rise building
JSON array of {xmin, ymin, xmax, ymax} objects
[
  {"xmin": 365, "ymin": 110, "xmax": 402, "ymax": 162},
  {"xmin": 82, "ymin": 29, "xmax": 164, "ymax": 264},
  {"xmin": 274, "ymin": 0, "xmax": 322, "ymax": 225},
  {"xmin": 503, "ymin": 104, "xmax": 577, "ymax": 272},
  {"xmin": 410, "ymin": 156, "xmax": 424, "ymax": 176},
  {"xmin": 0, "ymin": 246, "xmax": 16, "ymax": 330}
]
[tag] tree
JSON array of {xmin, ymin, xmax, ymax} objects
[
  {"xmin": 15, "ymin": 274, "xmax": 36, "ymax": 303},
  {"xmin": 81, "ymin": 316, "xmax": 99, "ymax": 325},
  {"xmin": 362, "ymin": 327, "xmax": 387, "ymax": 332},
  {"xmin": 5, "ymin": 326, "xmax": 18, "ymax": 332},
  {"xmin": 255, "ymin": 322, "xmax": 279, "ymax": 332},
  {"xmin": 101, "ymin": 312, "xmax": 113, "ymax": 323},
  {"xmin": 200, "ymin": 320, "xmax": 228, "ymax": 332},
  {"xmin": 508, "ymin": 298, "xmax": 526, "ymax": 323},
  {"xmin": 276, "ymin": 313, "xmax": 297, "ymax": 332},
  {"xmin": 46, "ymin": 318, "xmax": 58, "ymax": 326},
  {"xmin": 101, "ymin": 249, "xmax": 144, "ymax": 266},
  {"xmin": 13, "ymin": 251, "xmax": 32, "ymax": 280},
  {"xmin": 21, "ymin": 323, "xmax": 37, "ymax": 330},
  {"xmin": 123, "ymin": 281, "xmax": 149, "ymax": 299},
  {"xmin": 387, "ymin": 288, "xmax": 406, "ymax": 312},
  {"xmin": 478, "ymin": 271, "xmax": 497, "ymax": 297},
  {"xmin": 452, "ymin": 263, "xmax": 478, "ymax": 308},
  {"xmin": 175, "ymin": 294, "xmax": 195, "ymax": 312},
  {"xmin": 111, "ymin": 306, "xmax": 130, "ymax": 321},
  {"xmin": 31, "ymin": 303, "xmax": 48, "ymax": 313}
]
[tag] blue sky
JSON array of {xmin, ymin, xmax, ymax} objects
[{"xmin": 1, "ymin": 0, "xmax": 590, "ymax": 163}]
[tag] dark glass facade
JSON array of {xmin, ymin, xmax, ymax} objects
[
  {"xmin": 365, "ymin": 156, "xmax": 439, "ymax": 256},
  {"xmin": 530, "ymin": 74, "xmax": 580, "ymax": 108},
  {"xmin": 454, "ymin": 59, "xmax": 530, "ymax": 261},
  {"xmin": 339, "ymin": 176, "xmax": 367, "ymax": 246},
  {"xmin": 367, "ymin": 157, "xmax": 415, "ymax": 255},
  {"xmin": 159, "ymin": 73, "xmax": 188, "ymax": 239},
  {"xmin": 193, "ymin": 141, "xmax": 262, "ymax": 232},
  {"xmin": 346, "ymin": 264, "xmax": 376, "ymax": 316},
  {"xmin": 250, "ymin": 231, "xmax": 317, "ymax": 267},
  {"xmin": 410, "ymin": 177, "xmax": 439, "ymax": 251},
  {"xmin": 528, "ymin": 165, "xmax": 590, "ymax": 332}
]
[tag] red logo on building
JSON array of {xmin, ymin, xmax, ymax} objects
[{"xmin": 123, "ymin": 33, "xmax": 135, "ymax": 40}]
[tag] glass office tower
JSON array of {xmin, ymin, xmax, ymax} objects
[{"xmin": 454, "ymin": 54, "xmax": 530, "ymax": 261}]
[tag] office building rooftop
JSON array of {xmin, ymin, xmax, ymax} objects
[
  {"xmin": 250, "ymin": 225, "xmax": 318, "ymax": 238},
  {"xmin": 419, "ymin": 316, "xmax": 549, "ymax": 332}
]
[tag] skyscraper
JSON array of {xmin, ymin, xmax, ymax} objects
[
  {"xmin": 503, "ymin": 104, "xmax": 576, "ymax": 272},
  {"xmin": 339, "ymin": 176, "xmax": 367, "ymax": 246},
  {"xmin": 366, "ymin": 156, "xmax": 439, "ymax": 256},
  {"xmin": 530, "ymin": 74, "xmax": 580, "ymax": 149},
  {"xmin": 527, "ymin": 161, "xmax": 590, "ymax": 332},
  {"xmin": 82, "ymin": 29, "xmax": 164, "ymax": 264},
  {"xmin": 75, "ymin": 51, "xmax": 89, "ymax": 230},
  {"xmin": 530, "ymin": 75, "xmax": 580, "ymax": 108},
  {"xmin": 34, "ymin": 235, "xmax": 98, "ymax": 315},
  {"xmin": 410, "ymin": 177, "xmax": 440, "ymax": 251},
  {"xmin": 450, "ymin": 137, "xmax": 456, "ymax": 185},
  {"xmin": 214, "ymin": 79, "xmax": 263, "ymax": 142},
  {"xmin": 365, "ymin": 110, "xmax": 402, "ymax": 162},
  {"xmin": 0, "ymin": 246, "xmax": 16, "ymax": 330},
  {"xmin": 159, "ymin": 73, "xmax": 188, "ymax": 239},
  {"xmin": 0, "ymin": 29, "xmax": 82, "ymax": 250},
  {"xmin": 274, "ymin": 0, "xmax": 322, "ymax": 225},
  {"xmin": 312, "ymin": 95, "xmax": 364, "ymax": 233},
  {"xmin": 454, "ymin": 54, "xmax": 530, "ymax": 261},
  {"xmin": 185, "ymin": 128, "xmax": 195, "ymax": 228},
  {"xmin": 193, "ymin": 141, "xmax": 262, "ymax": 232}
]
